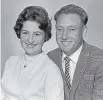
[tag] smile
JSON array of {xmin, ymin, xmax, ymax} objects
[
  {"xmin": 61, "ymin": 41, "xmax": 72, "ymax": 46},
  {"xmin": 26, "ymin": 43, "xmax": 37, "ymax": 48}
]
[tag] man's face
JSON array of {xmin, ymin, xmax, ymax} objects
[{"xmin": 56, "ymin": 13, "xmax": 86, "ymax": 56}]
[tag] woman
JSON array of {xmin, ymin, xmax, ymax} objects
[{"xmin": 1, "ymin": 6, "xmax": 64, "ymax": 100}]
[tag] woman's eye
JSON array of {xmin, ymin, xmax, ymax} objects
[
  {"xmin": 58, "ymin": 29, "xmax": 62, "ymax": 30},
  {"xmin": 34, "ymin": 32, "xmax": 42, "ymax": 36},
  {"xmin": 57, "ymin": 28, "xmax": 63, "ymax": 31},
  {"xmin": 35, "ymin": 33, "xmax": 40, "ymax": 36}
]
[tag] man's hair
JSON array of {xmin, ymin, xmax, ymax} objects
[
  {"xmin": 14, "ymin": 6, "xmax": 52, "ymax": 42},
  {"xmin": 54, "ymin": 4, "xmax": 88, "ymax": 25}
]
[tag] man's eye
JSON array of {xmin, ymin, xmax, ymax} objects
[
  {"xmin": 22, "ymin": 32, "xmax": 28, "ymax": 34},
  {"xmin": 70, "ymin": 28, "xmax": 75, "ymax": 31}
]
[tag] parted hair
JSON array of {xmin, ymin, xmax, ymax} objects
[
  {"xmin": 14, "ymin": 6, "xmax": 52, "ymax": 42},
  {"xmin": 54, "ymin": 4, "xmax": 88, "ymax": 25}
]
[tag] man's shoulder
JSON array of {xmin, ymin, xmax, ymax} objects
[
  {"xmin": 47, "ymin": 47, "xmax": 62, "ymax": 62},
  {"xmin": 88, "ymin": 43, "xmax": 103, "ymax": 56},
  {"xmin": 47, "ymin": 48, "xmax": 60, "ymax": 56},
  {"xmin": 83, "ymin": 42, "xmax": 103, "ymax": 64},
  {"xmin": 82, "ymin": 41, "xmax": 103, "ymax": 56}
]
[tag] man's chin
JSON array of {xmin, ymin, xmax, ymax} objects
[{"xmin": 62, "ymin": 47, "xmax": 74, "ymax": 56}]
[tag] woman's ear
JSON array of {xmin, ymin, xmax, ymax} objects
[
  {"xmin": 83, "ymin": 25, "xmax": 88, "ymax": 38},
  {"xmin": 44, "ymin": 34, "xmax": 48, "ymax": 42}
]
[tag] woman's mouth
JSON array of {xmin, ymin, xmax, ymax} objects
[{"xmin": 26, "ymin": 43, "xmax": 37, "ymax": 48}]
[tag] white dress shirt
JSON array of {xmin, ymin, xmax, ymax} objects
[
  {"xmin": 62, "ymin": 45, "xmax": 82, "ymax": 84},
  {"xmin": 1, "ymin": 52, "xmax": 64, "ymax": 100}
]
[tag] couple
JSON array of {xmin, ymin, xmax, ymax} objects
[{"xmin": 1, "ymin": 4, "xmax": 103, "ymax": 100}]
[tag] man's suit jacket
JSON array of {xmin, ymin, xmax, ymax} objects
[{"xmin": 47, "ymin": 41, "xmax": 103, "ymax": 100}]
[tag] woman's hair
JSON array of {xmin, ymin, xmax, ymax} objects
[{"xmin": 14, "ymin": 6, "xmax": 52, "ymax": 42}]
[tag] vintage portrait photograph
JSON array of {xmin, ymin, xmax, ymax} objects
[{"xmin": 1, "ymin": 0, "xmax": 103, "ymax": 100}]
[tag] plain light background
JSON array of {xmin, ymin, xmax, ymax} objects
[{"xmin": 1, "ymin": 0, "xmax": 103, "ymax": 76}]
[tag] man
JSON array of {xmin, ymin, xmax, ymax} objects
[{"xmin": 48, "ymin": 4, "xmax": 103, "ymax": 100}]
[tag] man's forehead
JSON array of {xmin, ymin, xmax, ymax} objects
[
  {"xmin": 57, "ymin": 13, "xmax": 81, "ymax": 21},
  {"xmin": 55, "ymin": 24, "xmax": 76, "ymax": 28},
  {"xmin": 56, "ymin": 14, "xmax": 82, "ymax": 27}
]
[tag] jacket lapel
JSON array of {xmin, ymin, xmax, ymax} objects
[
  {"xmin": 55, "ymin": 48, "xmax": 71, "ymax": 100},
  {"xmin": 70, "ymin": 42, "xmax": 90, "ymax": 99},
  {"xmin": 49, "ymin": 42, "xmax": 90, "ymax": 100}
]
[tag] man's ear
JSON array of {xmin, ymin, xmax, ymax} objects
[{"xmin": 83, "ymin": 25, "xmax": 87, "ymax": 38}]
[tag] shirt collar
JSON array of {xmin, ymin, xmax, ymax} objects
[
  {"xmin": 62, "ymin": 45, "xmax": 83, "ymax": 64},
  {"xmin": 24, "ymin": 52, "xmax": 44, "ymax": 63}
]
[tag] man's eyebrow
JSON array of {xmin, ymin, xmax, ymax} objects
[
  {"xmin": 68, "ymin": 26, "xmax": 75, "ymax": 27},
  {"xmin": 21, "ymin": 30, "xmax": 28, "ymax": 32},
  {"xmin": 55, "ymin": 25, "xmax": 62, "ymax": 27},
  {"xmin": 67, "ymin": 25, "xmax": 77, "ymax": 28}
]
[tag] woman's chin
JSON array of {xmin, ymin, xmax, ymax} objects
[
  {"xmin": 25, "ymin": 49, "xmax": 36, "ymax": 56},
  {"xmin": 25, "ymin": 50, "xmax": 42, "ymax": 56}
]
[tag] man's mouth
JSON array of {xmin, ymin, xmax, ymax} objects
[{"xmin": 61, "ymin": 41, "xmax": 72, "ymax": 46}]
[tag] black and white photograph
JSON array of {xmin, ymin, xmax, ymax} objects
[{"xmin": 1, "ymin": 0, "xmax": 103, "ymax": 100}]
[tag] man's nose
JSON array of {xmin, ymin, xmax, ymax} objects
[{"xmin": 62, "ymin": 29, "xmax": 68, "ymax": 40}]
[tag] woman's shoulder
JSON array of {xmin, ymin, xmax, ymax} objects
[
  {"xmin": 3, "ymin": 55, "xmax": 23, "ymax": 74},
  {"xmin": 43, "ymin": 54, "xmax": 56, "ymax": 65},
  {"xmin": 6, "ymin": 55, "xmax": 22, "ymax": 63},
  {"xmin": 4, "ymin": 55, "xmax": 23, "ymax": 68},
  {"xmin": 43, "ymin": 54, "xmax": 60, "ymax": 71},
  {"xmin": 43, "ymin": 54, "xmax": 63, "ymax": 83}
]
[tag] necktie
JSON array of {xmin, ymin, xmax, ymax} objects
[{"xmin": 64, "ymin": 56, "xmax": 71, "ymax": 90}]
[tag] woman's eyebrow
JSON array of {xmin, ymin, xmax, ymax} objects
[{"xmin": 33, "ymin": 31, "xmax": 43, "ymax": 34}]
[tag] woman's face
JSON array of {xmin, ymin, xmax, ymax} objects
[{"xmin": 20, "ymin": 21, "xmax": 45, "ymax": 56}]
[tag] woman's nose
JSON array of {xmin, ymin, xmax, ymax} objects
[{"xmin": 28, "ymin": 35, "xmax": 34, "ymax": 43}]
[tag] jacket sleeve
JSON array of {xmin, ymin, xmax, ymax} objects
[{"xmin": 93, "ymin": 57, "xmax": 103, "ymax": 100}]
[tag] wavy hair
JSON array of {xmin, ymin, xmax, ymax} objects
[{"xmin": 14, "ymin": 6, "xmax": 52, "ymax": 42}]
